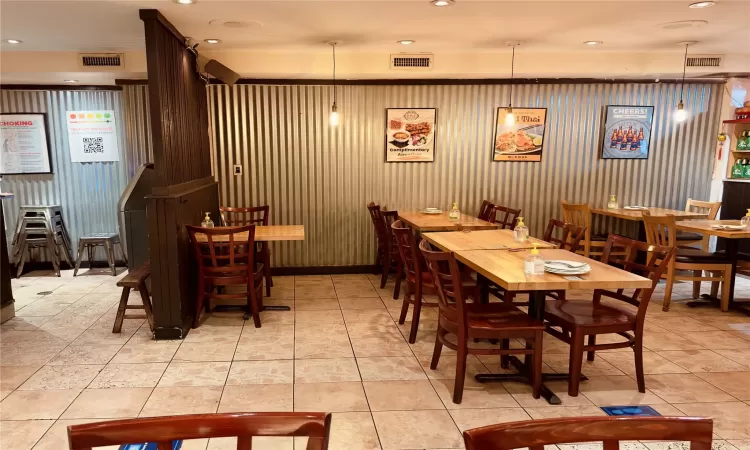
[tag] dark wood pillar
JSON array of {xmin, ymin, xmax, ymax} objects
[
  {"xmin": 1, "ymin": 197, "xmax": 15, "ymax": 321},
  {"xmin": 140, "ymin": 9, "xmax": 218, "ymax": 339}
]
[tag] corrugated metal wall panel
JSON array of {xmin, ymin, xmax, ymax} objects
[
  {"xmin": 1, "ymin": 88, "xmax": 152, "ymax": 264},
  {"xmin": 208, "ymin": 82, "xmax": 721, "ymax": 268},
  {"xmin": 121, "ymin": 85, "xmax": 154, "ymax": 177}
]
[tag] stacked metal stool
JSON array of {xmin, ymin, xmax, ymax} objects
[{"xmin": 11, "ymin": 205, "xmax": 73, "ymax": 277}]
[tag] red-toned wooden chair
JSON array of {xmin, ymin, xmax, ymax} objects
[
  {"xmin": 382, "ymin": 210, "xmax": 403, "ymax": 299},
  {"xmin": 478, "ymin": 200, "xmax": 496, "ymax": 222},
  {"xmin": 463, "ymin": 416, "xmax": 712, "ymax": 450},
  {"xmin": 187, "ymin": 225, "xmax": 264, "ymax": 328},
  {"xmin": 220, "ymin": 206, "xmax": 273, "ymax": 297},
  {"xmin": 490, "ymin": 205, "xmax": 521, "ymax": 229},
  {"xmin": 367, "ymin": 202, "xmax": 402, "ymax": 297},
  {"xmin": 544, "ymin": 235, "xmax": 675, "ymax": 396},
  {"xmin": 68, "ymin": 412, "xmax": 332, "ymax": 450},
  {"xmin": 419, "ymin": 239, "xmax": 545, "ymax": 404}
]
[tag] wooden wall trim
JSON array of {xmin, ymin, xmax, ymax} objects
[
  {"xmin": 115, "ymin": 79, "xmax": 149, "ymax": 86},
  {"xmin": 209, "ymin": 77, "xmax": 727, "ymax": 86},
  {"xmin": 0, "ymin": 84, "xmax": 122, "ymax": 91}
]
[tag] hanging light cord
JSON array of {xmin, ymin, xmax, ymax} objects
[
  {"xmin": 679, "ymin": 43, "xmax": 688, "ymax": 103},
  {"xmin": 332, "ymin": 43, "xmax": 337, "ymax": 107},
  {"xmin": 508, "ymin": 45, "xmax": 515, "ymax": 109}
]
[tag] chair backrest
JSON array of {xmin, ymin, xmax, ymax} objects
[
  {"xmin": 600, "ymin": 234, "xmax": 675, "ymax": 321},
  {"xmin": 68, "ymin": 412, "xmax": 332, "ymax": 450},
  {"xmin": 383, "ymin": 210, "xmax": 399, "ymax": 233},
  {"xmin": 686, "ymin": 198, "xmax": 721, "ymax": 220},
  {"xmin": 392, "ymin": 220, "xmax": 427, "ymax": 285},
  {"xmin": 491, "ymin": 205, "xmax": 521, "ymax": 229},
  {"xmin": 186, "ymin": 225, "xmax": 259, "ymax": 292},
  {"xmin": 542, "ymin": 218, "xmax": 586, "ymax": 253},
  {"xmin": 561, "ymin": 201, "xmax": 592, "ymax": 229},
  {"xmin": 463, "ymin": 416, "xmax": 712, "ymax": 450},
  {"xmin": 419, "ymin": 239, "xmax": 468, "ymax": 331},
  {"xmin": 478, "ymin": 200, "xmax": 496, "ymax": 221},
  {"xmin": 641, "ymin": 211, "xmax": 677, "ymax": 248},
  {"xmin": 367, "ymin": 202, "xmax": 389, "ymax": 246},
  {"xmin": 220, "ymin": 206, "xmax": 270, "ymax": 226}
]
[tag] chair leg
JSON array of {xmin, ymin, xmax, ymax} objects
[
  {"xmin": 430, "ymin": 328, "xmax": 443, "ymax": 370},
  {"xmin": 710, "ymin": 281, "xmax": 720, "ymax": 298},
  {"xmin": 633, "ymin": 337, "xmax": 646, "ymax": 393},
  {"xmin": 393, "ymin": 260, "xmax": 403, "ymax": 300},
  {"xmin": 73, "ymin": 241, "xmax": 86, "ymax": 276},
  {"xmin": 720, "ymin": 266, "xmax": 732, "ymax": 312},
  {"xmin": 104, "ymin": 241, "xmax": 117, "ymax": 276},
  {"xmin": 500, "ymin": 339, "xmax": 510, "ymax": 368},
  {"xmin": 453, "ymin": 339, "xmax": 468, "ymax": 404},
  {"xmin": 567, "ymin": 330, "xmax": 585, "ymax": 397},
  {"xmin": 662, "ymin": 264, "xmax": 676, "ymax": 312},
  {"xmin": 380, "ymin": 254, "xmax": 391, "ymax": 288},
  {"xmin": 408, "ymin": 283, "xmax": 423, "ymax": 344},
  {"xmin": 138, "ymin": 282, "xmax": 155, "ymax": 332},
  {"xmin": 398, "ymin": 289, "xmax": 410, "ymax": 325},
  {"xmin": 692, "ymin": 270, "xmax": 702, "ymax": 299},
  {"xmin": 531, "ymin": 332, "xmax": 543, "ymax": 399},
  {"xmin": 587, "ymin": 335, "xmax": 596, "ymax": 361},
  {"xmin": 264, "ymin": 251, "xmax": 273, "ymax": 297},
  {"xmin": 248, "ymin": 284, "xmax": 262, "ymax": 328},
  {"xmin": 193, "ymin": 277, "xmax": 205, "ymax": 329},
  {"xmin": 113, "ymin": 287, "xmax": 131, "ymax": 333}
]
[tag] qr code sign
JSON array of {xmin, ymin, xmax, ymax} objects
[{"xmin": 82, "ymin": 137, "xmax": 104, "ymax": 153}]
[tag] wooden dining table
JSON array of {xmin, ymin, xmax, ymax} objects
[
  {"xmin": 592, "ymin": 207, "xmax": 707, "ymax": 242},
  {"xmin": 423, "ymin": 229, "xmax": 555, "ymax": 251},
  {"xmin": 398, "ymin": 211, "xmax": 499, "ymax": 232},
  {"xmin": 675, "ymin": 220, "xmax": 750, "ymax": 314},
  {"xmin": 192, "ymin": 225, "xmax": 305, "ymax": 243},
  {"xmin": 442, "ymin": 242, "xmax": 652, "ymax": 404}
]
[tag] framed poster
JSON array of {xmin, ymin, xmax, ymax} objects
[
  {"xmin": 66, "ymin": 110, "xmax": 120, "ymax": 162},
  {"xmin": 0, "ymin": 113, "xmax": 53, "ymax": 175},
  {"xmin": 385, "ymin": 108, "xmax": 437, "ymax": 162},
  {"xmin": 492, "ymin": 108, "xmax": 547, "ymax": 162},
  {"xmin": 600, "ymin": 105, "xmax": 654, "ymax": 160}
]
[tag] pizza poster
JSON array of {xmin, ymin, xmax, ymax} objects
[
  {"xmin": 0, "ymin": 113, "xmax": 52, "ymax": 174},
  {"xmin": 66, "ymin": 110, "xmax": 120, "ymax": 163},
  {"xmin": 385, "ymin": 108, "xmax": 437, "ymax": 162},
  {"xmin": 600, "ymin": 105, "xmax": 654, "ymax": 160},
  {"xmin": 493, "ymin": 108, "xmax": 547, "ymax": 162}
]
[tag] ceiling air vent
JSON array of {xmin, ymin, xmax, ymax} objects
[
  {"xmin": 686, "ymin": 55, "xmax": 723, "ymax": 68},
  {"xmin": 78, "ymin": 53, "xmax": 125, "ymax": 70},
  {"xmin": 390, "ymin": 53, "xmax": 434, "ymax": 71}
]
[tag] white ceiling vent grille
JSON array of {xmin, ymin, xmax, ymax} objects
[
  {"xmin": 390, "ymin": 54, "xmax": 434, "ymax": 71},
  {"xmin": 686, "ymin": 55, "xmax": 723, "ymax": 68},
  {"xmin": 78, "ymin": 53, "xmax": 124, "ymax": 70}
]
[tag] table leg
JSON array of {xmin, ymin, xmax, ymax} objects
[{"xmin": 688, "ymin": 239, "xmax": 750, "ymax": 315}]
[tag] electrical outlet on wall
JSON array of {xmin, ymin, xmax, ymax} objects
[{"xmin": 233, "ymin": 164, "xmax": 243, "ymax": 176}]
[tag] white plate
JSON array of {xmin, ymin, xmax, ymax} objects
[
  {"xmin": 546, "ymin": 268, "xmax": 591, "ymax": 275},
  {"xmin": 421, "ymin": 209, "xmax": 443, "ymax": 214},
  {"xmin": 545, "ymin": 260, "xmax": 591, "ymax": 275},
  {"xmin": 712, "ymin": 225, "xmax": 746, "ymax": 231},
  {"xmin": 624, "ymin": 206, "xmax": 648, "ymax": 210}
]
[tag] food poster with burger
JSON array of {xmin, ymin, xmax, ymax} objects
[
  {"xmin": 385, "ymin": 108, "xmax": 437, "ymax": 162},
  {"xmin": 492, "ymin": 108, "xmax": 547, "ymax": 162}
]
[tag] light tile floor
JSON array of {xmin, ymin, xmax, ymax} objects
[{"xmin": 2, "ymin": 268, "xmax": 750, "ymax": 450}]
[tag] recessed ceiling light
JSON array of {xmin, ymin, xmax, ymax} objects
[
  {"xmin": 4, "ymin": 39, "xmax": 22, "ymax": 44},
  {"xmin": 63, "ymin": 79, "xmax": 78, "ymax": 83},
  {"xmin": 204, "ymin": 39, "xmax": 221, "ymax": 44},
  {"xmin": 173, "ymin": 0, "xmax": 196, "ymax": 4},
  {"xmin": 397, "ymin": 40, "xmax": 415, "ymax": 45},
  {"xmin": 431, "ymin": 0, "xmax": 455, "ymax": 6},
  {"xmin": 689, "ymin": 1, "xmax": 715, "ymax": 8},
  {"xmin": 583, "ymin": 41, "xmax": 603, "ymax": 45}
]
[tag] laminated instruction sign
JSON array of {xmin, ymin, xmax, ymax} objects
[
  {"xmin": 0, "ymin": 113, "xmax": 52, "ymax": 174},
  {"xmin": 66, "ymin": 110, "xmax": 120, "ymax": 162}
]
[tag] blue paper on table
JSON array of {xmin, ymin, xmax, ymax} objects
[
  {"xmin": 120, "ymin": 441, "xmax": 182, "ymax": 450},
  {"xmin": 601, "ymin": 405, "xmax": 661, "ymax": 417}
]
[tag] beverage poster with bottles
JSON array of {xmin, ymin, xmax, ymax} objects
[
  {"xmin": 385, "ymin": 108, "xmax": 437, "ymax": 162},
  {"xmin": 600, "ymin": 105, "xmax": 654, "ymax": 159},
  {"xmin": 493, "ymin": 108, "xmax": 547, "ymax": 162}
]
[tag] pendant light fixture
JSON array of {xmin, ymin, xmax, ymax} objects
[
  {"xmin": 505, "ymin": 42, "xmax": 520, "ymax": 126},
  {"xmin": 329, "ymin": 41, "xmax": 339, "ymax": 127},
  {"xmin": 674, "ymin": 42, "xmax": 692, "ymax": 123}
]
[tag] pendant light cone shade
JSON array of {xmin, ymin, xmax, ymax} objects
[
  {"xmin": 504, "ymin": 108, "xmax": 516, "ymax": 126},
  {"xmin": 673, "ymin": 43, "xmax": 690, "ymax": 123},
  {"xmin": 329, "ymin": 42, "xmax": 339, "ymax": 127}
]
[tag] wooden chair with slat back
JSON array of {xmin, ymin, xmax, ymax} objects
[
  {"xmin": 561, "ymin": 200, "xmax": 600, "ymax": 258},
  {"xmin": 463, "ymin": 416, "xmax": 713, "ymax": 450},
  {"xmin": 419, "ymin": 239, "xmax": 545, "ymax": 404},
  {"xmin": 220, "ymin": 206, "xmax": 274, "ymax": 297},
  {"xmin": 641, "ymin": 211, "xmax": 733, "ymax": 312},
  {"xmin": 544, "ymin": 235, "xmax": 675, "ymax": 396},
  {"xmin": 679, "ymin": 199, "xmax": 722, "ymax": 250},
  {"xmin": 187, "ymin": 225, "xmax": 264, "ymax": 328},
  {"xmin": 367, "ymin": 202, "xmax": 402, "ymax": 297},
  {"xmin": 490, "ymin": 205, "xmax": 521, "ymax": 229},
  {"xmin": 501, "ymin": 218, "xmax": 587, "ymax": 306},
  {"xmin": 478, "ymin": 200, "xmax": 496, "ymax": 222},
  {"xmin": 68, "ymin": 412, "xmax": 332, "ymax": 450}
]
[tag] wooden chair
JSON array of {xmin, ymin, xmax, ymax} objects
[
  {"xmin": 220, "ymin": 206, "xmax": 273, "ymax": 297},
  {"xmin": 463, "ymin": 416, "xmax": 713, "ymax": 450},
  {"xmin": 501, "ymin": 218, "xmax": 587, "ymax": 305},
  {"xmin": 113, "ymin": 262, "xmax": 154, "ymax": 333},
  {"xmin": 68, "ymin": 412, "xmax": 332, "ymax": 450},
  {"xmin": 382, "ymin": 210, "xmax": 403, "ymax": 299},
  {"xmin": 367, "ymin": 202, "xmax": 402, "ymax": 296},
  {"xmin": 478, "ymin": 200, "xmax": 496, "ymax": 222},
  {"xmin": 642, "ymin": 211, "xmax": 733, "ymax": 312},
  {"xmin": 490, "ymin": 205, "xmax": 521, "ymax": 229},
  {"xmin": 186, "ymin": 225, "xmax": 265, "ymax": 328},
  {"xmin": 679, "ymin": 199, "xmax": 721, "ymax": 250},
  {"xmin": 544, "ymin": 235, "xmax": 675, "ymax": 396},
  {"xmin": 419, "ymin": 239, "xmax": 545, "ymax": 404},
  {"xmin": 561, "ymin": 200, "xmax": 608, "ymax": 259}
]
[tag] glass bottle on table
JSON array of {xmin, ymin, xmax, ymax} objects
[
  {"xmin": 524, "ymin": 243, "xmax": 545, "ymax": 276},
  {"xmin": 449, "ymin": 202, "xmax": 460, "ymax": 220},
  {"xmin": 513, "ymin": 216, "xmax": 529, "ymax": 243},
  {"xmin": 742, "ymin": 209, "xmax": 750, "ymax": 229},
  {"xmin": 201, "ymin": 212, "xmax": 215, "ymax": 228},
  {"xmin": 607, "ymin": 194, "xmax": 619, "ymax": 210}
]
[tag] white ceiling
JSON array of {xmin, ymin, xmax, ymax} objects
[{"xmin": 1, "ymin": 0, "xmax": 749, "ymax": 54}]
